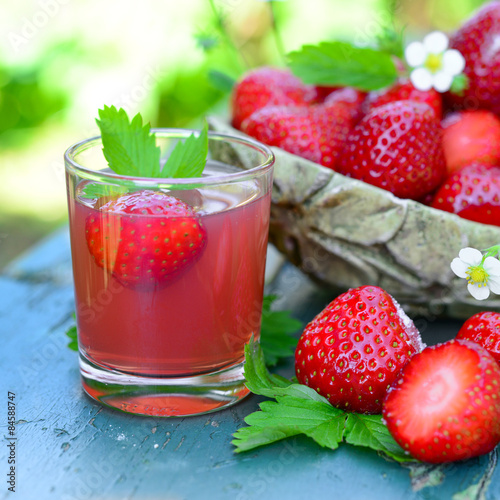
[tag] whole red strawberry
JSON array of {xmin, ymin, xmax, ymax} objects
[
  {"xmin": 231, "ymin": 67, "xmax": 316, "ymax": 130},
  {"xmin": 337, "ymin": 101, "xmax": 447, "ymax": 200},
  {"xmin": 383, "ymin": 339, "xmax": 500, "ymax": 463},
  {"xmin": 85, "ymin": 189, "xmax": 207, "ymax": 287},
  {"xmin": 363, "ymin": 79, "xmax": 442, "ymax": 118},
  {"xmin": 242, "ymin": 99, "xmax": 355, "ymax": 171},
  {"xmin": 442, "ymin": 111, "xmax": 500, "ymax": 174},
  {"xmin": 295, "ymin": 285, "xmax": 424, "ymax": 414},
  {"xmin": 324, "ymin": 87, "xmax": 366, "ymax": 122},
  {"xmin": 430, "ymin": 163, "xmax": 500, "ymax": 226},
  {"xmin": 448, "ymin": 1, "xmax": 500, "ymax": 113},
  {"xmin": 456, "ymin": 311, "xmax": 500, "ymax": 364}
]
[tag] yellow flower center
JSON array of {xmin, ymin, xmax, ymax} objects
[
  {"xmin": 467, "ymin": 265, "xmax": 488, "ymax": 286},
  {"xmin": 425, "ymin": 53, "xmax": 443, "ymax": 73}
]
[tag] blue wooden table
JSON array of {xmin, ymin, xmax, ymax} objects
[{"xmin": 1, "ymin": 229, "xmax": 499, "ymax": 500}]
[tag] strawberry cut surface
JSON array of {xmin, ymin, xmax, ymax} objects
[
  {"xmin": 85, "ymin": 189, "xmax": 207, "ymax": 287},
  {"xmin": 383, "ymin": 340, "xmax": 500, "ymax": 463},
  {"xmin": 295, "ymin": 285, "xmax": 424, "ymax": 414}
]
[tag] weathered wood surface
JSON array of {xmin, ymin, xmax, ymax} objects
[{"xmin": 1, "ymin": 229, "xmax": 499, "ymax": 500}]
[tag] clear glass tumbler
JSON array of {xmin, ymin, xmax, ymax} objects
[{"xmin": 65, "ymin": 129, "xmax": 274, "ymax": 417}]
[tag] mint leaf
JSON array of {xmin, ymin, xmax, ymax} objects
[
  {"xmin": 80, "ymin": 182, "xmax": 129, "ymax": 200},
  {"xmin": 288, "ymin": 41, "xmax": 398, "ymax": 91},
  {"xmin": 260, "ymin": 295, "xmax": 301, "ymax": 366},
  {"xmin": 160, "ymin": 121, "xmax": 209, "ymax": 178},
  {"xmin": 65, "ymin": 325, "xmax": 78, "ymax": 352},
  {"xmin": 96, "ymin": 105, "xmax": 161, "ymax": 177},
  {"xmin": 345, "ymin": 413, "xmax": 413, "ymax": 462}
]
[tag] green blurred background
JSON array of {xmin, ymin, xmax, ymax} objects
[{"xmin": 0, "ymin": 0, "xmax": 487, "ymax": 269}]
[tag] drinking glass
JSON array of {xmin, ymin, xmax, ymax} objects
[{"xmin": 65, "ymin": 129, "xmax": 274, "ymax": 417}]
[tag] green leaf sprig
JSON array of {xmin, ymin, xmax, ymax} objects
[
  {"xmin": 232, "ymin": 339, "xmax": 415, "ymax": 463},
  {"xmin": 260, "ymin": 295, "xmax": 302, "ymax": 366},
  {"xmin": 65, "ymin": 313, "xmax": 78, "ymax": 351},
  {"xmin": 288, "ymin": 41, "xmax": 399, "ymax": 91},
  {"xmin": 83, "ymin": 105, "xmax": 209, "ymax": 199}
]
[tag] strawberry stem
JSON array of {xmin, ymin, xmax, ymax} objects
[{"xmin": 207, "ymin": 0, "xmax": 248, "ymax": 72}]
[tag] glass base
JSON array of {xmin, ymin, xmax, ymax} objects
[{"xmin": 79, "ymin": 355, "xmax": 250, "ymax": 417}]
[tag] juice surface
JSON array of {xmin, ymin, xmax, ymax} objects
[{"xmin": 69, "ymin": 183, "xmax": 271, "ymax": 377}]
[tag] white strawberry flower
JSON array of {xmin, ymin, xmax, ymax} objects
[
  {"xmin": 405, "ymin": 31, "xmax": 465, "ymax": 93},
  {"xmin": 451, "ymin": 247, "xmax": 500, "ymax": 301}
]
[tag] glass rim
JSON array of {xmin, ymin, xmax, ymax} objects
[{"xmin": 64, "ymin": 128, "xmax": 275, "ymax": 186}]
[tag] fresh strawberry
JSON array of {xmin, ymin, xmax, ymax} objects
[
  {"xmin": 231, "ymin": 67, "xmax": 316, "ymax": 130},
  {"xmin": 337, "ymin": 101, "xmax": 447, "ymax": 201},
  {"xmin": 295, "ymin": 285, "xmax": 424, "ymax": 414},
  {"xmin": 442, "ymin": 111, "xmax": 500, "ymax": 174},
  {"xmin": 456, "ymin": 311, "xmax": 500, "ymax": 364},
  {"xmin": 383, "ymin": 339, "xmax": 500, "ymax": 463},
  {"xmin": 85, "ymin": 189, "xmax": 207, "ymax": 287},
  {"xmin": 241, "ymin": 99, "xmax": 355, "ymax": 171},
  {"xmin": 363, "ymin": 79, "xmax": 442, "ymax": 118},
  {"xmin": 314, "ymin": 85, "xmax": 340, "ymax": 101},
  {"xmin": 430, "ymin": 163, "xmax": 500, "ymax": 226},
  {"xmin": 448, "ymin": 1, "xmax": 500, "ymax": 113},
  {"xmin": 324, "ymin": 87, "xmax": 366, "ymax": 122}
]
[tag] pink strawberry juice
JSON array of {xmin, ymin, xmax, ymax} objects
[{"xmin": 69, "ymin": 184, "xmax": 271, "ymax": 377}]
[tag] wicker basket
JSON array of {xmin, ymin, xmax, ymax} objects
[{"xmin": 208, "ymin": 116, "xmax": 500, "ymax": 319}]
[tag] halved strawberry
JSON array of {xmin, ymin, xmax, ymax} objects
[
  {"xmin": 430, "ymin": 163, "xmax": 500, "ymax": 226},
  {"xmin": 295, "ymin": 285, "xmax": 424, "ymax": 414},
  {"xmin": 383, "ymin": 339, "xmax": 500, "ymax": 463},
  {"xmin": 457, "ymin": 311, "xmax": 500, "ymax": 364},
  {"xmin": 85, "ymin": 190, "xmax": 207, "ymax": 287},
  {"xmin": 231, "ymin": 67, "xmax": 316, "ymax": 130}
]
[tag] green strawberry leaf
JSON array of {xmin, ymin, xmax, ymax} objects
[
  {"xmin": 65, "ymin": 325, "xmax": 78, "ymax": 352},
  {"xmin": 242, "ymin": 338, "xmax": 292, "ymax": 396},
  {"xmin": 233, "ymin": 396, "xmax": 345, "ymax": 452},
  {"xmin": 96, "ymin": 105, "xmax": 161, "ymax": 178},
  {"xmin": 235, "ymin": 337, "xmax": 416, "ymax": 462},
  {"xmin": 260, "ymin": 295, "xmax": 301, "ymax": 366},
  {"xmin": 80, "ymin": 183, "xmax": 129, "ymax": 200},
  {"xmin": 95, "ymin": 106, "xmax": 209, "ymax": 180},
  {"xmin": 160, "ymin": 121, "xmax": 209, "ymax": 178},
  {"xmin": 288, "ymin": 41, "xmax": 398, "ymax": 91},
  {"xmin": 449, "ymin": 74, "xmax": 469, "ymax": 96},
  {"xmin": 344, "ymin": 413, "xmax": 414, "ymax": 462}
]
